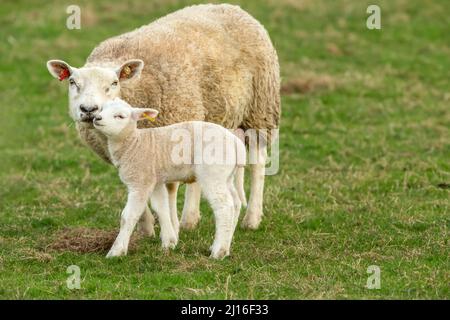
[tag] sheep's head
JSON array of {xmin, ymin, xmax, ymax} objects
[
  {"xmin": 93, "ymin": 98, "xmax": 158, "ymax": 137},
  {"xmin": 46, "ymin": 59, "xmax": 144, "ymax": 123}
]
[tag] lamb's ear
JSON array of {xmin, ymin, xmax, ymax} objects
[
  {"xmin": 131, "ymin": 108, "xmax": 159, "ymax": 121},
  {"xmin": 47, "ymin": 60, "xmax": 74, "ymax": 81},
  {"xmin": 116, "ymin": 59, "xmax": 144, "ymax": 81}
]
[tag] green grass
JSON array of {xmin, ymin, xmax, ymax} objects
[{"xmin": 0, "ymin": 0, "xmax": 449, "ymax": 299}]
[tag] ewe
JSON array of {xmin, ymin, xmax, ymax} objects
[
  {"xmin": 46, "ymin": 4, "xmax": 280, "ymax": 234},
  {"xmin": 94, "ymin": 99, "xmax": 246, "ymax": 259}
]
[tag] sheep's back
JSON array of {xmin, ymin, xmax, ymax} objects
[{"xmin": 86, "ymin": 4, "xmax": 279, "ymax": 130}]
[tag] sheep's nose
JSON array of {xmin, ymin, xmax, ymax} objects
[
  {"xmin": 80, "ymin": 104, "xmax": 99, "ymax": 113},
  {"xmin": 94, "ymin": 115, "xmax": 102, "ymax": 121}
]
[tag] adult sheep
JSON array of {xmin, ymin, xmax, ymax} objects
[{"xmin": 47, "ymin": 4, "xmax": 280, "ymax": 233}]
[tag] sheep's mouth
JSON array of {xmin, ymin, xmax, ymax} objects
[{"xmin": 80, "ymin": 115, "xmax": 95, "ymax": 123}]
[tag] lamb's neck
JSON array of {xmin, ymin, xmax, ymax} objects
[
  {"xmin": 107, "ymin": 128, "xmax": 158, "ymax": 168},
  {"xmin": 107, "ymin": 130, "xmax": 141, "ymax": 168}
]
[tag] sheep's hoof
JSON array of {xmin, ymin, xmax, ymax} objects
[
  {"xmin": 138, "ymin": 216, "xmax": 156, "ymax": 238},
  {"xmin": 180, "ymin": 212, "xmax": 201, "ymax": 230},
  {"xmin": 241, "ymin": 211, "xmax": 262, "ymax": 230},
  {"xmin": 138, "ymin": 225, "xmax": 155, "ymax": 238},
  {"xmin": 139, "ymin": 223, "xmax": 156, "ymax": 238}
]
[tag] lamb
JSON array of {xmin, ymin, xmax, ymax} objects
[
  {"xmin": 46, "ymin": 4, "xmax": 280, "ymax": 233},
  {"xmin": 94, "ymin": 98, "xmax": 247, "ymax": 259}
]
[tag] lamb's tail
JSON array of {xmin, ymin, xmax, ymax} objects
[{"xmin": 235, "ymin": 166, "xmax": 247, "ymax": 208}]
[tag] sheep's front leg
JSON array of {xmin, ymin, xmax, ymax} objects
[
  {"xmin": 180, "ymin": 182, "xmax": 202, "ymax": 230},
  {"xmin": 106, "ymin": 188, "xmax": 150, "ymax": 258},
  {"xmin": 138, "ymin": 204, "xmax": 155, "ymax": 237},
  {"xmin": 151, "ymin": 184, "xmax": 178, "ymax": 250}
]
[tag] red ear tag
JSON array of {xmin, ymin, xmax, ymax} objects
[{"xmin": 59, "ymin": 69, "xmax": 70, "ymax": 81}]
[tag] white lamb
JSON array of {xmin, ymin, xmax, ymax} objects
[{"xmin": 94, "ymin": 98, "xmax": 246, "ymax": 259}]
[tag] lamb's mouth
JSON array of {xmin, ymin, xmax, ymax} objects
[{"xmin": 93, "ymin": 121, "xmax": 104, "ymax": 127}]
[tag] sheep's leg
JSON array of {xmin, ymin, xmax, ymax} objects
[
  {"xmin": 180, "ymin": 182, "xmax": 202, "ymax": 230},
  {"xmin": 201, "ymin": 180, "xmax": 235, "ymax": 259},
  {"xmin": 242, "ymin": 144, "xmax": 267, "ymax": 230},
  {"xmin": 138, "ymin": 204, "xmax": 155, "ymax": 237},
  {"xmin": 166, "ymin": 182, "xmax": 180, "ymax": 239},
  {"xmin": 151, "ymin": 184, "xmax": 178, "ymax": 250},
  {"xmin": 107, "ymin": 188, "xmax": 150, "ymax": 258}
]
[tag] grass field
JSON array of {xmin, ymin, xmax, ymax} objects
[{"xmin": 0, "ymin": 0, "xmax": 449, "ymax": 299}]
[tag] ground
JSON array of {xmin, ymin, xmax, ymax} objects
[{"xmin": 0, "ymin": 0, "xmax": 448, "ymax": 299}]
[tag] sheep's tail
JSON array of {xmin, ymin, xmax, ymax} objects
[{"xmin": 235, "ymin": 166, "xmax": 247, "ymax": 208}]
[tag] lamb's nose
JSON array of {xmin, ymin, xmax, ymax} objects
[{"xmin": 80, "ymin": 105, "xmax": 99, "ymax": 113}]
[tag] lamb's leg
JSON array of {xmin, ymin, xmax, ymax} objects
[
  {"xmin": 228, "ymin": 174, "xmax": 242, "ymax": 231},
  {"xmin": 166, "ymin": 182, "xmax": 180, "ymax": 239},
  {"xmin": 180, "ymin": 182, "xmax": 201, "ymax": 230},
  {"xmin": 201, "ymin": 180, "xmax": 235, "ymax": 259},
  {"xmin": 138, "ymin": 204, "xmax": 155, "ymax": 237},
  {"xmin": 107, "ymin": 188, "xmax": 150, "ymax": 258},
  {"xmin": 151, "ymin": 184, "xmax": 178, "ymax": 250},
  {"xmin": 242, "ymin": 143, "xmax": 267, "ymax": 230}
]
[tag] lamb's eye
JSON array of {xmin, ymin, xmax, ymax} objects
[
  {"xmin": 111, "ymin": 81, "xmax": 118, "ymax": 87},
  {"xmin": 114, "ymin": 114, "xmax": 125, "ymax": 119},
  {"xmin": 69, "ymin": 79, "xmax": 76, "ymax": 86}
]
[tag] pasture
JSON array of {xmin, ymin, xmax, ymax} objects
[{"xmin": 0, "ymin": 0, "xmax": 448, "ymax": 299}]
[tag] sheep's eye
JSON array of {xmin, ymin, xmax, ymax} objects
[
  {"xmin": 111, "ymin": 81, "xmax": 118, "ymax": 87},
  {"xmin": 69, "ymin": 79, "xmax": 76, "ymax": 86},
  {"xmin": 114, "ymin": 114, "xmax": 125, "ymax": 119}
]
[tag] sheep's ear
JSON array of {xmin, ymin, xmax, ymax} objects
[
  {"xmin": 116, "ymin": 59, "xmax": 144, "ymax": 81},
  {"xmin": 131, "ymin": 108, "xmax": 159, "ymax": 121},
  {"xmin": 47, "ymin": 60, "xmax": 74, "ymax": 81}
]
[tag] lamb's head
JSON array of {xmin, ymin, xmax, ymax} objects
[
  {"xmin": 46, "ymin": 59, "xmax": 144, "ymax": 123},
  {"xmin": 93, "ymin": 98, "xmax": 159, "ymax": 137}
]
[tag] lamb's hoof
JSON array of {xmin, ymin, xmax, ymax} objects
[
  {"xmin": 241, "ymin": 211, "xmax": 262, "ymax": 230},
  {"xmin": 209, "ymin": 243, "xmax": 230, "ymax": 260},
  {"xmin": 209, "ymin": 241, "xmax": 230, "ymax": 260},
  {"xmin": 180, "ymin": 212, "xmax": 201, "ymax": 230},
  {"xmin": 106, "ymin": 247, "xmax": 127, "ymax": 258},
  {"xmin": 161, "ymin": 235, "xmax": 178, "ymax": 250}
]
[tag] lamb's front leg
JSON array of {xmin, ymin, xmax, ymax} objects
[
  {"xmin": 150, "ymin": 184, "xmax": 178, "ymax": 250},
  {"xmin": 106, "ymin": 188, "xmax": 151, "ymax": 258}
]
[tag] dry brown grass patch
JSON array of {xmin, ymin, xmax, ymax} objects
[
  {"xmin": 46, "ymin": 227, "xmax": 141, "ymax": 254},
  {"xmin": 281, "ymin": 74, "xmax": 336, "ymax": 95},
  {"xmin": 18, "ymin": 248, "xmax": 54, "ymax": 262}
]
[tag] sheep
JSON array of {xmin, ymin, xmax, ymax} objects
[
  {"xmin": 93, "ymin": 98, "xmax": 246, "ymax": 259},
  {"xmin": 46, "ymin": 3, "xmax": 280, "ymax": 233}
]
